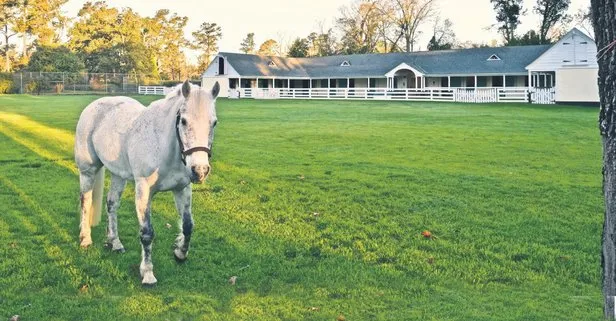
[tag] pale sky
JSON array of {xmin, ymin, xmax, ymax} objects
[{"xmin": 63, "ymin": 0, "xmax": 590, "ymax": 61}]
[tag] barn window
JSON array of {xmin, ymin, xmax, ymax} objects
[
  {"xmin": 487, "ymin": 54, "xmax": 501, "ymax": 61},
  {"xmin": 268, "ymin": 60, "xmax": 276, "ymax": 67},
  {"xmin": 340, "ymin": 60, "xmax": 351, "ymax": 66},
  {"xmin": 563, "ymin": 42, "xmax": 571, "ymax": 45},
  {"xmin": 580, "ymin": 41, "xmax": 588, "ymax": 44},
  {"xmin": 580, "ymin": 59, "xmax": 588, "ymax": 62}
]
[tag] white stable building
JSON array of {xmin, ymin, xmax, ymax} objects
[{"xmin": 198, "ymin": 28, "xmax": 598, "ymax": 105}]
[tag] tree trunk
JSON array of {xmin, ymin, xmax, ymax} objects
[
  {"xmin": 604, "ymin": 136, "xmax": 616, "ymax": 319},
  {"xmin": 591, "ymin": 0, "xmax": 616, "ymax": 318},
  {"xmin": 405, "ymin": 34, "xmax": 411, "ymax": 52},
  {"xmin": 4, "ymin": 29, "xmax": 10, "ymax": 73}
]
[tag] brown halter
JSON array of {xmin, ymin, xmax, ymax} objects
[{"xmin": 175, "ymin": 110, "xmax": 212, "ymax": 165}]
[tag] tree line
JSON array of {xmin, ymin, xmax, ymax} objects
[
  {"xmin": 0, "ymin": 0, "xmax": 222, "ymax": 81},
  {"xmin": 244, "ymin": 0, "xmax": 590, "ymax": 58},
  {"xmin": 0, "ymin": 0, "xmax": 592, "ymax": 79}
]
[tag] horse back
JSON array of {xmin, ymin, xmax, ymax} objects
[{"xmin": 75, "ymin": 96, "xmax": 146, "ymax": 177}]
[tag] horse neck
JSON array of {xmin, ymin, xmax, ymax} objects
[{"xmin": 143, "ymin": 97, "xmax": 182, "ymax": 164}]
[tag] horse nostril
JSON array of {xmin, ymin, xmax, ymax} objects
[{"xmin": 204, "ymin": 166, "xmax": 211, "ymax": 177}]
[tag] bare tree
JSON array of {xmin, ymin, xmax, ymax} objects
[
  {"xmin": 337, "ymin": 0, "xmax": 383, "ymax": 54},
  {"xmin": 388, "ymin": 0, "xmax": 436, "ymax": 52},
  {"xmin": 573, "ymin": 5, "xmax": 593, "ymax": 38},
  {"xmin": 427, "ymin": 16, "xmax": 456, "ymax": 50},
  {"xmin": 591, "ymin": 0, "xmax": 616, "ymax": 318}
]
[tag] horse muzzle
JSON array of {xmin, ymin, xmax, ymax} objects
[{"xmin": 190, "ymin": 165, "xmax": 210, "ymax": 184}]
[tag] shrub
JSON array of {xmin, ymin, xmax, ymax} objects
[{"xmin": 0, "ymin": 72, "xmax": 15, "ymax": 94}]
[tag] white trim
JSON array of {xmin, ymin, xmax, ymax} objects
[{"xmin": 385, "ymin": 62, "xmax": 424, "ymax": 77}]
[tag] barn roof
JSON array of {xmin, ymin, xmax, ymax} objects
[{"xmin": 215, "ymin": 44, "xmax": 551, "ymax": 79}]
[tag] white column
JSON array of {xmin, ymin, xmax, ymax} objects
[
  {"xmin": 422, "ymin": 76, "xmax": 425, "ymax": 88},
  {"xmin": 543, "ymin": 73, "xmax": 547, "ymax": 88},
  {"xmin": 447, "ymin": 76, "xmax": 451, "ymax": 88},
  {"xmin": 527, "ymin": 70, "xmax": 532, "ymax": 89},
  {"xmin": 474, "ymin": 75, "xmax": 477, "ymax": 89},
  {"xmin": 502, "ymin": 75, "xmax": 506, "ymax": 88},
  {"xmin": 273, "ymin": 78, "xmax": 276, "ymax": 88}
]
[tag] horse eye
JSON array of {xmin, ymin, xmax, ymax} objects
[{"xmin": 181, "ymin": 118, "xmax": 187, "ymax": 126}]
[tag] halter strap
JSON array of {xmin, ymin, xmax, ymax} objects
[{"xmin": 175, "ymin": 111, "xmax": 212, "ymax": 165}]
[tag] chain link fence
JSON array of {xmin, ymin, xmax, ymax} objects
[{"xmin": 11, "ymin": 72, "xmax": 167, "ymax": 95}]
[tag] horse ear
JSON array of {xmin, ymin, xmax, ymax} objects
[
  {"xmin": 211, "ymin": 81, "xmax": 220, "ymax": 99},
  {"xmin": 181, "ymin": 80, "xmax": 191, "ymax": 98}
]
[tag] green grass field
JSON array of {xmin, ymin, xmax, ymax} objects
[{"xmin": 0, "ymin": 95, "xmax": 604, "ymax": 320}]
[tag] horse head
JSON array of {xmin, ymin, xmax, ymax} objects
[{"xmin": 174, "ymin": 80, "xmax": 219, "ymax": 183}]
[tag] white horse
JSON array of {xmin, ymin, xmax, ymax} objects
[{"xmin": 74, "ymin": 80, "xmax": 219, "ymax": 285}]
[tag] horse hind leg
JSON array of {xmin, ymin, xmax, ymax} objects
[
  {"xmin": 79, "ymin": 166, "xmax": 103, "ymax": 248},
  {"xmin": 106, "ymin": 174, "xmax": 127, "ymax": 252},
  {"xmin": 135, "ymin": 179, "xmax": 157, "ymax": 285}
]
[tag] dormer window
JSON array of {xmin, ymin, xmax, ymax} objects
[
  {"xmin": 487, "ymin": 54, "xmax": 501, "ymax": 61},
  {"xmin": 579, "ymin": 41, "xmax": 588, "ymax": 44},
  {"xmin": 268, "ymin": 60, "xmax": 276, "ymax": 67},
  {"xmin": 563, "ymin": 42, "xmax": 571, "ymax": 45},
  {"xmin": 217, "ymin": 56, "xmax": 225, "ymax": 75},
  {"xmin": 340, "ymin": 60, "xmax": 351, "ymax": 66}
]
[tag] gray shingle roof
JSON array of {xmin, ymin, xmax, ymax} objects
[{"xmin": 218, "ymin": 45, "xmax": 551, "ymax": 78}]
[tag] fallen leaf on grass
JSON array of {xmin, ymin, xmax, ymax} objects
[
  {"xmin": 165, "ymin": 223, "xmax": 172, "ymax": 229},
  {"xmin": 10, "ymin": 315, "xmax": 19, "ymax": 321},
  {"xmin": 308, "ymin": 306, "xmax": 320, "ymax": 311},
  {"xmin": 421, "ymin": 230, "xmax": 432, "ymax": 238},
  {"xmin": 229, "ymin": 276, "xmax": 237, "ymax": 285},
  {"xmin": 337, "ymin": 314, "xmax": 346, "ymax": 321},
  {"xmin": 427, "ymin": 257, "xmax": 435, "ymax": 265},
  {"xmin": 79, "ymin": 284, "xmax": 89, "ymax": 293},
  {"xmin": 298, "ymin": 175, "xmax": 305, "ymax": 180},
  {"xmin": 312, "ymin": 212, "xmax": 320, "ymax": 217}
]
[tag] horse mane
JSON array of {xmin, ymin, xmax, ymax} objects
[{"xmin": 165, "ymin": 83, "xmax": 184, "ymax": 100}]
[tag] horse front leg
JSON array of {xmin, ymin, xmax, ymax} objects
[
  {"xmin": 106, "ymin": 174, "xmax": 126, "ymax": 252},
  {"xmin": 135, "ymin": 179, "xmax": 156, "ymax": 285},
  {"xmin": 173, "ymin": 184, "xmax": 193, "ymax": 262}
]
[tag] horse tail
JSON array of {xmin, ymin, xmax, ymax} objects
[{"xmin": 90, "ymin": 167, "xmax": 105, "ymax": 227}]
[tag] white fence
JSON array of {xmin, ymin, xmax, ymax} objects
[
  {"xmin": 139, "ymin": 85, "xmax": 555, "ymax": 104},
  {"xmin": 530, "ymin": 88, "xmax": 556, "ymax": 104},
  {"xmin": 138, "ymin": 86, "xmax": 174, "ymax": 95},
  {"xmin": 228, "ymin": 87, "xmax": 555, "ymax": 104}
]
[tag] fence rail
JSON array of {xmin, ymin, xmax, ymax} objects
[
  {"xmin": 8, "ymin": 72, "xmax": 168, "ymax": 95},
  {"xmin": 138, "ymin": 86, "xmax": 173, "ymax": 95},
  {"xmin": 225, "ymin": 87, "xmax": 554, "ymax": 104}
]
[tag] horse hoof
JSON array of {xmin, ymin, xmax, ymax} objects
[
  {"xmin": 174, "ymin": 249, "xmax": 187, "ymax": 262},
  {"xmin": 79, "ymin": 239, "xmax": 92, "ymax": 248},
  {"xmin": 141, "ymin": 273, "xmax": 157, "ymax": 286}
]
